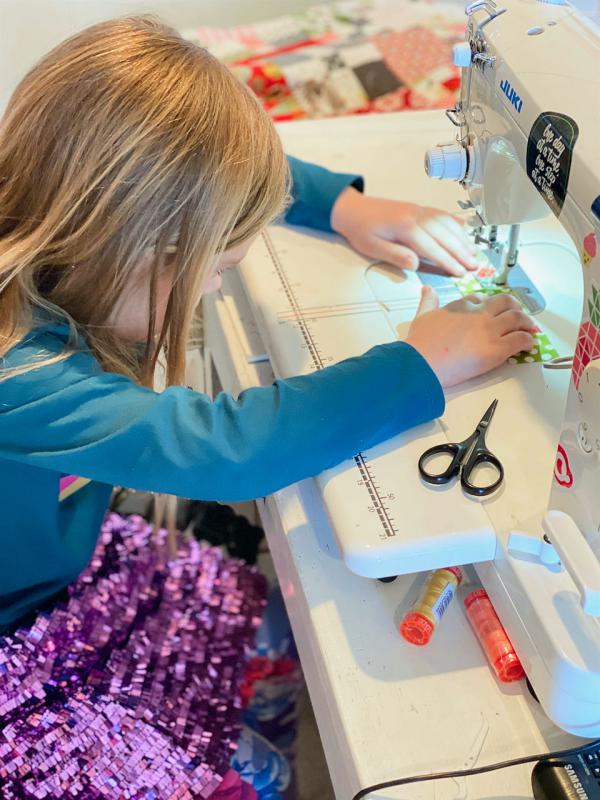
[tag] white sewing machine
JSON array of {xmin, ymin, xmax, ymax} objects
[
  {"xmin": 422, "ymin": 0, "xmax": 600, "ymax": 737},
  {"xmin": 204, "ymin": 0, "xmax": 600, "ymax": 749}
]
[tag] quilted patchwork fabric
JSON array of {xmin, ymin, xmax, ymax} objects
[{"xmin": 183, "ymin": 0, "xmax": 465, "ymax": 121}]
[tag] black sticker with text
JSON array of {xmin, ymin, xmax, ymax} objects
[{"xmin": 526, "ymin": 112, "xmax": 579, "ymax": 217}]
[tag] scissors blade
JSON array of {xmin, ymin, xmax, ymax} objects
[{"xmin": 476, "ymin": 399, "xmax": 498, "ymax": 431}]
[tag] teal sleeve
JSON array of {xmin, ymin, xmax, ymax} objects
[
  {"xmin": 284, "ymin": 155, "xmax": 364, "ymax": 233},
  {"xmin": 0, "ymin": 331, "xmax": 444, "ymax": 503}
]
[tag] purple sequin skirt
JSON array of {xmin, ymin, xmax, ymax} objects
[{"xmin": 0, "ymin": 513, "xmax": 267, "ymax": 799}]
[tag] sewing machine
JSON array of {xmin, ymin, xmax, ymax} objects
[
  {"xmin": 204, "ymin": 120, "xmax": 586, "ymax": 797},
  {"xmin": 423, "ymin": 0, "xmax": 600, "ymax": 738},
  {"xmin": 203, "ymin": 0, "xmax": 600, "ymax": 764}
]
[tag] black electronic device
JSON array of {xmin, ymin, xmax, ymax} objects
[{"xmin": 532, "ymin": 743, "xmax": 600, "ymax": 800}]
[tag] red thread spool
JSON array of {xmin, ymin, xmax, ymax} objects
[{"xmin": 464, "ymin": 589, "xmax": 524, "ymax": 682}]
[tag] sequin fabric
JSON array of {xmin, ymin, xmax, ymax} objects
[{"xmin": 0, "ymin": 513, "xmax": 267, "ymax": 799}]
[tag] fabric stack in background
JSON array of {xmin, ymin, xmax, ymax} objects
[{"xmin": 183, "ymin": 0, "xmax": 465, "ymax": 122}]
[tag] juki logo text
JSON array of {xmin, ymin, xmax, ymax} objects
[{"xmin": 499, "ymin": 78, "xmax": 523, "ymax": 113}]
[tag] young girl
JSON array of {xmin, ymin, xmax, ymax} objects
[{"xmin": 0, "ymin": 17, "xmax": 534, "ymax": 799}]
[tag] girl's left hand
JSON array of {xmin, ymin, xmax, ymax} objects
[{"xmin": 331, "ymin": 187, "xmax": 479, "ymax": 277}]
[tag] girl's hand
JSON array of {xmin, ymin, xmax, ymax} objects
[
  {"xmin": 406, "ymin": 286, "xmax": 536, "ymax": 388},
  {"xmin": 331, "ymin": 187, "xmax": 479, "ymax": 277}
]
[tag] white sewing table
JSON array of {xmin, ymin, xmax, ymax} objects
[{"xmin": 202, "ymin": 112, "xmax": 583, "ymax": 800}]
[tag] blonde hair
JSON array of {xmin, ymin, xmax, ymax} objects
[{"xmin": 0, "ymin": 16, "xmax": 289, "ymax": 386}]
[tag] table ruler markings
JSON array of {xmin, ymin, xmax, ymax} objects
[
  {"xmin": 272, "ymin": 271, "xmax": 462, "ymax": 325},
  {"xmin": 262, "ymin": 231, "xmax": 398, "ymax": 540},
  {"xmin": 353, "ymin": 453, "xmax": 397, "ymax": 538},
  {"xmin": 263, "ymin": 234, "xmax": 323, "ymax": 367},
  {"xmin": 276, "ymin": 297, "xmax": 421, "ymax": 322}
]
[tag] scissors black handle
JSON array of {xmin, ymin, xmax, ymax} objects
[
  {"xmin": 418, "ymin": 424, "xmax": 504, "ymax": 497},
  {"xmin": 460, "ymin": 444, "xmax": 504, "ymax": 497},
  {"xmin": 418, "ymin": 442, "xmax": 465, "ymax": 485}
]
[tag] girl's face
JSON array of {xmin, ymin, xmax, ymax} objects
[
  {"xmin": 202, "ymin": 237, "xmax": 255, "ymax": 295},
  {"xmin": 108, "ymin": 237, "xmax": 256, "ymax": 342}
]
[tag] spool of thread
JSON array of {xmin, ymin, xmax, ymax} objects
[
  {"xmin": 463, "ymin": 589, "xmax": 524, "ymax": 683},
  {"xmin": 400, "ymin": 566, "xmax": 462, "ymax": 645}
]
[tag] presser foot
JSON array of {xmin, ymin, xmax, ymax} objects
[
  {"xmin": 476, "ymin": 240, "xmax": 546, "ymax": 314},
  {"xmin": 467, "ymin": 224, "xmax": 546, "ymax": 314},
  {"xmin": 493, "ymin": 262, "xmax": 546, "ymax": 314},
  {"xmin": 419, "ymin": 256, "xmax": 546, "ymax": 314}
]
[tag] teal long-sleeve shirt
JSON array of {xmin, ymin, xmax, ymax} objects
[{"xmin": 0, "ymin": 157, "xmax": 444, "ymax": 631}]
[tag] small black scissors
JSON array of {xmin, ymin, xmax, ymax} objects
[{"xmin": 418, "ymin": 400, "xmax": 504, "ymax": 497}]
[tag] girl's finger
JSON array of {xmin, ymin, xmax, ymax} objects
[
  {"xmin": 434, "ymin": 216, "xmax": 479, "ymax": 256},
  {"xmin": 407, "ymin": 229, "xmax": 467, "ymax": 277},
  {"xmin": 415, "ymin": 285, "xmax": 440, "ymax": 317},
  {"xmin": 423, "ymin": 220, "xmax": 478, "ymax": 270},
  {"xmin": 365, "ymin": 235, "xmax": 420, "ymax": 271},
  {"xmin": 493, "ymin": 308, "xmax": 535, "ymax": 336},
  {"xmin": 467, "ymin": 292, "xmax": 485, "ymax": 305},
  {"xmin": 484, "ymin": 293, "xmax": 521, "ymax": 316},
  {"xmin": 500, "ymin": 329, "xmax": 536, "ymax": 358}
]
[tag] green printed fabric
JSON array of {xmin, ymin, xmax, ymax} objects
[{"xmin": 454, "ymin": 273, "xmax": 560, "ymax": 364}]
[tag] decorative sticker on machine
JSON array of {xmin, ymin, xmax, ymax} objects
[
  {"xmin": 554, "ymin": 443, "xmax": 574, "ymax": 488},
  {"xmin": 571, "ymin": 285, "xmax": 600, "ymax": 387},
  {"xmin": 583, "ymin": 232, "xmax": 598, "ymax": 266},
  {"xmin": 588, "ymin": 284, "xmax": 600, "ymax": 328},
  {"xmin": 526, "ymin": 112, "xmax": 579, "ymax": 217},
  {"xmin": 573, "ymin": 320, "xmax": 600, "ymax": 388}
]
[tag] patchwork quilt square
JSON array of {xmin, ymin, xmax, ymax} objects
[
  {"xmin": 294, "ymin": 67, "xmax": 369, "ymax": 116},
  {"xmin": 353, "ymin": 59, "xmax": 402, "ymax": 99},
  {"xmin": 374, "ymin": 27, "xmax": 455, "ymax": 85}
]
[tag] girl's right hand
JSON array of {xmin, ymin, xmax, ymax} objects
[{"xmin": 406, "ymin": 286, "xmax": 536, "ymax": 388}]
